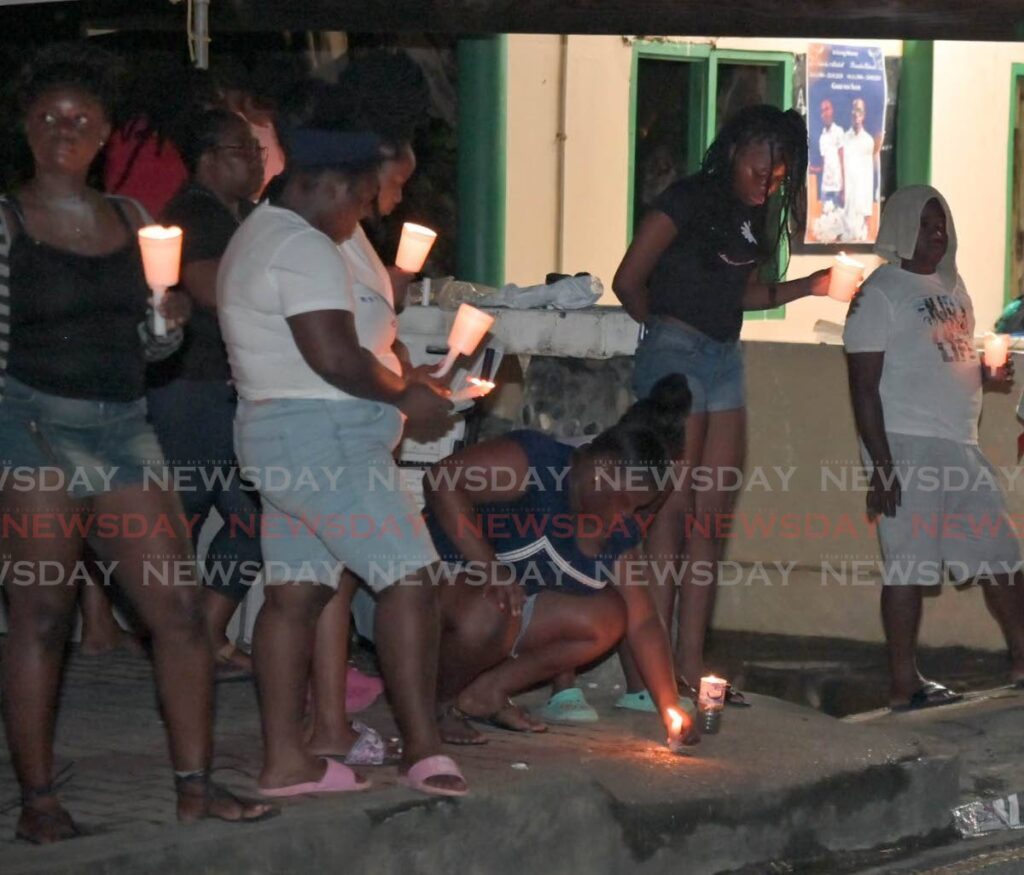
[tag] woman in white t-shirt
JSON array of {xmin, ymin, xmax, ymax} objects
[
  {"xmin": 305, "ymin": 136, "xmax": 423, "ymax": 762},
  {"xmin": 218, "ymin": 129, "xmax": 466, "ymax": 798}
]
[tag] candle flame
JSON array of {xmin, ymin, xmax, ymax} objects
[{"xmin": 667, "ymin": 707, "xmax": 684, "ymax": 736}]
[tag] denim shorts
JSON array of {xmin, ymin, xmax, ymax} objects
[
  {"xmin": 0, "ymin": 375, "xmax": 165, "ymax": 497},
  {"xmin": 632, "ymin": 318, "xmax": 745, "ymax": 413},
  {"xmin": 234, "ymin": 396, "xmax": 439, "ymax": 592}
]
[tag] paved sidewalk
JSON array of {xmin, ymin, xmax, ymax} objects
[{"xmin": 0, "ymin": 646, "xmax": 964, "ymax": 875}]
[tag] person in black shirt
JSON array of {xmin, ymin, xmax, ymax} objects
[
  {"xmin": 0, "ymin": 44, "xmax": 273, "ymax": 845},
  {"xmin": 147, "ymin": 109, "xmax": 265, "ymax": 679},
  {"xmin": 613, "ymin": 105, "xmax": 831, "ymax": 706}
]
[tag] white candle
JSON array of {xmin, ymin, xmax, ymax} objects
[
  {"xmin": 138, "ymin": 225, "xmax": 184, "ymax": 337},
  {"xmin": 433, "ymin": 304, "xmax": 496, "ymax": 378},
  {"xmin": 395, "ymin": 222, "xmax": 438, "ymax": 274},
  {"xmin": 828, "ymin": 252, "xmax": 865, "ymax": 303},
  {"xmin": 984, "ymin": 334, "xmax": 1010, "ymax": 375}
]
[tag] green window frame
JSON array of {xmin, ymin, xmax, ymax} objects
[
  {"xmin": 627, "ymin": 42, "xmax": 794, "ymax": 321},
  {"xmin": 1006, "ymin": 63, "xmax": 1024, "ymax": 305}
]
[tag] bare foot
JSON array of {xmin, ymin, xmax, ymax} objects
[
  {"xmin": 456, "ymin": 692, "xmax": 547, "ymax": 733},
  {"xmin": 214, "ymin": 643, "xmax": 253, "ymax": 681},
  {"xmin": 16, "ymin": 797, "xmax": 80, "ymax": 845},
  {"xmin": 176, "ymin": 776, "xmax": 276, "ymax": 824},
  {"xmin": 438, "ymin": 706, "xmax": 487, "ymax": 746}
]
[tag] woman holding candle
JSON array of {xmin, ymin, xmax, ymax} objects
[
  {"xmin": 302, "ymin": 56, "xmax": 439, "ymax": 762},
  {"xmin": 0, "ymin": 43, "xmax": 273, "ymax": 844},
  {"xmin": 219, "ymin": 126, "xmax": 467, "ymax": 796},
  {"xmin": 612, "ymin": 104, "xmax": 830, "ymax": 706},
  {"xmin": 425, "ymin": 375, "xmax": 698, "ymax": 747}
]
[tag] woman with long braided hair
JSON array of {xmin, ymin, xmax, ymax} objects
[{"xmin": 613, "ymin": 104, "xmax": 831, "ymax": 709}]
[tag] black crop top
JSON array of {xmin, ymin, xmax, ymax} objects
[
  {"xmin": 646, "ymin": 174, "xmax": 766, "ymax": 343},
  {"xmin": 4, "ymin": 196, "xmax": 151, "ymax": 402}
]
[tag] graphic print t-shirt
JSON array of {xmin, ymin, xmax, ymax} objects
[
  {"xmin": 843, "ymin": 263, "xmax": 981, "ymax": 444},
  {"xmin": 646, "ymin": 174, "xmax": 763, "ymax": 342}
]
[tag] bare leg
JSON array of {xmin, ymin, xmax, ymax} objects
[
  {"xmin": 375, "ymin": 565, "xmax": 466, "ymax": 793},
  {"xmin": 252, "ymin": 579, "xmax": 336, "ymax": 789},
  {"xmin": 881, "ymin": 584, "xmax": 926, "ymax": 705},
  {"xmin": 674, "ymin": 408, "xmax": 745, "ymax": 687},
  {"xmin": 203, "ymin": 588, "xmax": 250, "ymax": 672},
  {"xmin": 93, "ymin": 485, "xmax": 272, "ymax": 822},
  {"xmin": 79, "ymin": 560, "xmax": 143, "ymax": 656},
  {"xmin": 979, "ymin": 572, "xmax": 1024, "ymax": 682},
  {"xmin": 457, "ymin": 590, "xmax": 626, "ymax": 726},
  {"xmin": 1, "ymin": 488, "xmax": 86, "ymax": 843},
  {"xmin": 307, "ymin": 572, "xmax": 361, "ymax": 756}
]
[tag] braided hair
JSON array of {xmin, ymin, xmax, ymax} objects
[{"xmin": 698, "ymin": 104, "xmax": 808, "ymax": 279}]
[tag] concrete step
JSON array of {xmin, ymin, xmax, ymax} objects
[{"xmin": 4, "ymin": 687, "xmax": 960, "ymax": 875}]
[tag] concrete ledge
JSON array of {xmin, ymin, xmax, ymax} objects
[{"xmin": 5, "ymin": 692, "xmax": 960, "ymax": 875}]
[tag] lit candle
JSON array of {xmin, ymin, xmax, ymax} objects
[
  {"xmin": 666, "ymin": 706, "xmax": 687, "ymax": 754},
  {"xmin": 395, "ymin": 222, "xmax": 438, "ymax": 274},
  {"xmin": 138, "ymin": 225, "xmax": 184, "ymax": 337},
  {"xmin": 828, "ymin": 252, "xmax": 865, "ymax": 303},
  {"xmin": 698, "ymin": 675, "xmax": 728, "ymax": 735},
  {"xmin": 433, "ymin": 304, "xmax": 496, "ymax": 378},
  {"xmin": 451, "ymin": 377, "xmax": 496, "ymax": 403},
  {"xmin": 983, "ymin": 333, "xmax": 1010, "ymax": 376}
]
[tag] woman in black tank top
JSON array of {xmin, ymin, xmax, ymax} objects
[{"xmin": 0, "ymin": 43, "xmax": 273, "ymax": 844}]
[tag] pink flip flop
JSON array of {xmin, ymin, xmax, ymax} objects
[
  {"xmin": 259, "ymin": 758, "xmax": 371, "ymax": 798},
  {"xmin": 398, "ymin": 755, "xmax": 469, "ymax": 798},
  {"xmin": 346, "ymin": 666, "xmax": 385, "ymax": 714}
]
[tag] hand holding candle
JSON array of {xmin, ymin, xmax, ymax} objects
[
  {"xmin": 665, "ymin": 706, "xmax": 689, "ymax": 754},
  {"xmin": 828, "ymin": 252, "xmax": 865, "ymax": 303},
  {"xmin": 432, "ymin": 303, "xmax": 496, "ymax": 378},
  {"xmin": 983, "ymin": 333, "xmax": 1010, "ymax": 377},
  {"xmin": 395, "ymin": 222, "xmax": 438, "ymax": 274},
  {"xmin": 138, "ymin": 225, "xmax": 184, "ymax": 336}
]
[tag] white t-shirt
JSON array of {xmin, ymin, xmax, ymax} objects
[
  {"xmin": 339, "ymin": 224, "xmax": 402, "ymax": 378},
  {"xmin": 819, "ymin": 123, "xmax": 845, "ymax": 193},
  {"xmin": 842, "ymin": 127, "xmax": 875, "ymax": 220},
  {"xmin": 217, "ymin": 204, "xmax": 398, "ymax": 402},
  {"xmin": 843, "ymin": 263, "xmax": 981, "ymax": 445}
]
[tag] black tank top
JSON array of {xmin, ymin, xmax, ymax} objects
[{"xmin": 4, "ymin": 195, "xmax": 150, "ymax": 402}]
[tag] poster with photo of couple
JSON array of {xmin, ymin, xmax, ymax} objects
[{"xmin": 799, "ymin": 43, "xmax": 895, "ymax": 249}]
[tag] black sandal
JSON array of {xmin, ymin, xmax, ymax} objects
[
  {"xmin": 15, "ymin": 783, "xmax": 82, "ymax": 845},
  {"xmin": 174, "ymin": 770, "xmax": 278, "ymax": 824}
]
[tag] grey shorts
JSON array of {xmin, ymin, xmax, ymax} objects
[
  {"xmin": 234, "ymin": 397, "xmax": 439, "ymax": 592},
  {"xmin": 866, "ymin": 432, "xmax": 1022, "ymax": 584}
]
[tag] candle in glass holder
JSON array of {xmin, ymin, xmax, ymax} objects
[
  {"xmin": 698, "ymin": 675, "xmax": 728, "ymax": 734},
  {"xmin": 984, "ymin": 333, "xmax": 1010, "ymax": 376},
  {"xmin": 394, "ymin": 222, "xmax": 438, "ymax": 273},
  {"xmin": 828, "ymin": 252, "xmax": 865, "ymax": 303},
  {"xmin": 138, "ymin": 225, "xmax": 183, "ymax": 336},
  {"xmin": 433, "ymin": 304, "xmax": 496, "ymax": 378}
]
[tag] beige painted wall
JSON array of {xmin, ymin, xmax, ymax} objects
[
  {"xmin": 717, "ymin": 343, "xmax": 1024, "ymax": 651},
  {"xmin": 505, "ymin": 35, "xmax": 1023, "ymax": 345}
]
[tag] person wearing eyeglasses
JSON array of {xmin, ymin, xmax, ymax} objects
[{"xmin": 146, "ymin": 108, "xmax": 267, "ymax": 680}]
